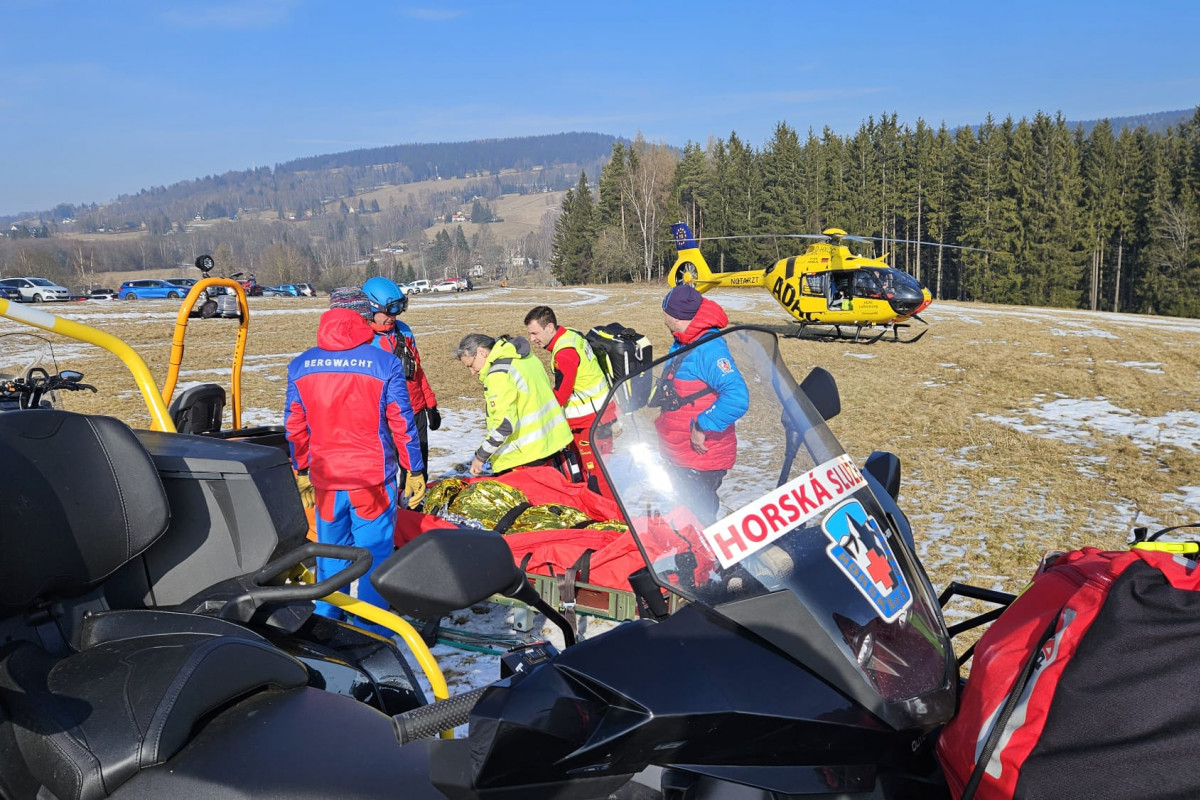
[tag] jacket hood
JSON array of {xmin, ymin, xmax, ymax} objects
[
  {"xmin": 317, "ymin": 308, "xmax": 376, "ymax": 351},
  {"xmin": 493, "ymin": 335, "xmax": 531, "ymax": 358},
  {"xmin": 481, "ymin": 335, "xmax": 531, "ymax": 382},
  {"xmin": 676, "ymin": 298, "xmax": 729, "ymax": 345}
]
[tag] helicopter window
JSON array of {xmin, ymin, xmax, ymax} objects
[
  {"xmin": 875, "ymin": 268, "xmax": 922, "ymax": 295},
  {"xmin": 854, "ymin": 271, "xmax": 884, "ymax": 299},
  {"xmin": 803, "ymin": 274, "xmax": 827, "ymax": 295}
]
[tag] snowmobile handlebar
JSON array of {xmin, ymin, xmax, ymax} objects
[
  {"xmin": 0, "ymin": 368, "xmax": 97, "ymax": 410},
  {"xmin": 217, "ymin": 542, "xmax": 372, "ymax": 621},
  {"xmin": 393, "ymin": 685, "xmax": 490, "ymax": 744}
]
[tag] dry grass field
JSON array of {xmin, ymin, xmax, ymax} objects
[
  {"xmin": 4, "ymin": 286, "xmax": 1198, "ymax": 611},
  {"xmin": 425, "ymin": 190, "xmax": 566, "ymax": 242}
]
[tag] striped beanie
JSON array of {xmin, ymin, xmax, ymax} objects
[{"xmin": 328, "ymin": 286, "xmax": 372, "ymax": 319}]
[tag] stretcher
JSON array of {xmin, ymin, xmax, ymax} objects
[{"xmin": 394, "ymin": 466, "xmax": 688, "ymax": 629}]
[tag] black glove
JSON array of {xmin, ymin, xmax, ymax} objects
[{"xmin": 427, "ymin": 406, "xmax": 441, "ymax": 431}]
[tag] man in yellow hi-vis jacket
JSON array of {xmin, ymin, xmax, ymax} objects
[{"xmin": 456, "ymin": 333, "xmax": 576, "ymax": 478}]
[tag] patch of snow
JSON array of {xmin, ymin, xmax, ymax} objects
[{"xmin": 982, "ymin": 396, "xmax": 1200, "ymax": 453}]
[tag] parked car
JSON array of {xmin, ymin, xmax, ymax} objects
[
  {"xmin": 262, "ymin": 284, "xmax": 301, "ymax": 297},
  {"xmin": 0, "ymin": 277, "xmax": 71, "ymax": 303},
  {"xmin": 86, "ymin": 288, "xmax": 118, "ymax": 301},
  {"xmin": 431, "ymin": 279, "xmax": 461, "ymax": 294},
  {"xmin": 166, "ymin": 277, "xmax": 210, "ymax": 299},
  {"xmin": 409, "ymin": 279, "xmax": 431, "ymax": 294},
  {"xmin": 295, "ymin": 283, "xmax": 317, "ymax": 297},
  {"xmin": 118, "ymin": 279, "xmax": 185, "ymax": 300},
  {"xmin": 0, "ymin": 285, "xmax": 22, "ymax": 302}
]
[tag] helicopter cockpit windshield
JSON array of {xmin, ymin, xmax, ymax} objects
[{"xmin": 594, "ymin": 326, "xmax": 954, "ymax": 727}]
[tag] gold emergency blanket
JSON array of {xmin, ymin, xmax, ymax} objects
[
  {"xmin": 508, "ymin": 503, "xmax": 594, "ymax": 533},
  {"xmin": 424, "ymin": 478, "xmax": 467, "ymax": 517},
  {"xmin": 447, "ymin": 480, "xmax": 530, "ymax": 530}
]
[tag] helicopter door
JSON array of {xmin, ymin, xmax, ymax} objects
[{"xmin": 827, "ymin": 272, "xmax": 855, "ymax": 310}]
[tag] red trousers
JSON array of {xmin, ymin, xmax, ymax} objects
[{"xmin": 570, "ymin": 426, "xmax": 615, "ymax": 501}]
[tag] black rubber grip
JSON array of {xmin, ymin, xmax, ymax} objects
[{"xmin": 393, "ymin": 686, "xmax": 490, "ymax": 744}]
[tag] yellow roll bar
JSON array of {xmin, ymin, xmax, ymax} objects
[
  {"xmin": 160, "ymin": 278, "xmax": 250, "ymax": 429},
  {"xmin": 325, "ymin": 591, "xmax": 454, "ymax": 738},
  {"xmin": 0, "ymin": 297, "xmax": 176, "ymax": 432}
]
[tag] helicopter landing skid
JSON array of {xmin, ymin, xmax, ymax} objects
[{"xmin": 791, "ymin": 321, "xmax": 928, "ymax": 344}]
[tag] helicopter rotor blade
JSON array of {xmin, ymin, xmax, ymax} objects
[
  {"xmin": 840, "ymin": 234, "xmax": 1003, "ymax": 254},
  {"xmin": 691, "ymin": 233, "xmax": 830, "ymax": 243}
]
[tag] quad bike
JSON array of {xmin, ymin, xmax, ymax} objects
[{"xmin": 0, "ymin": 299, "xmax": 975, "ymax": 799}]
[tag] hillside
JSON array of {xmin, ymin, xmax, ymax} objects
[
  {"xmin": 1071, "ymin": 108, "xmax": 1193, "ymax": 135},
  {"xmin": 0, "ymin": 132, "xmax": 619, "ymax": 230}
]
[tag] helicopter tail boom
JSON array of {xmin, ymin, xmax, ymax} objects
[{"xmin": 668, "ymin": 222, "xmax": 766, "ymax": 293}]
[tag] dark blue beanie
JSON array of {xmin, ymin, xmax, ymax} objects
[{"xmin": 662, "ymin": 284, "xmax": 702, "ymax": 320}]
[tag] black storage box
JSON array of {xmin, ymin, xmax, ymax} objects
[{"xmin": 123, "ymin": 430, "xmax": 309, "ymax": 606}]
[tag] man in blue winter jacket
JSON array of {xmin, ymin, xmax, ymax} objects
[
  {"xmin": 655, "ymin": 284, "xmax": 749, "ymax": 525},
  {"xmin": 285, "ymin": 289, "xmax": 425, "ymax": 631}
]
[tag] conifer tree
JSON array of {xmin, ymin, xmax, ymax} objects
[{"xmin": 550, "ymin": 172, "xmax": 596, "ymax": 284}]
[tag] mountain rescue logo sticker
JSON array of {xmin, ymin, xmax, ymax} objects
[{"xmin": 821, "ymin": 499, "xmax": 912, "ymax": 622}]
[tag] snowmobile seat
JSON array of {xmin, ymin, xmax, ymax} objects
[
  {"xmin": 0, "ymin": 410, "xmax": 311, "ymax": 800},
  {"xmin": 0, "ymin": 631, "xmax": 308, "ymax": 800},
  {"xmin": 168, "ymin": 382, "xmax": 226, "ymax": 434},
  {"xmin": 0, "ymin": 410, "xmax": 171, "ymax": 630}
]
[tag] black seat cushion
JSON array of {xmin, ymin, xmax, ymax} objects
[
  {"xmin": 167, "ymin": 383, "xmax": 226, "ymax": 435},
  {"xmin": 0, "ymin": 411, "xmax": 170, "ymax": 616},
  {"xmin": 78, "ymin": 608, "xmax": 268, "ymax": 650},
  {"xmin": 0, "ymin": 632, "xmax": 308, "ymax": 800}
]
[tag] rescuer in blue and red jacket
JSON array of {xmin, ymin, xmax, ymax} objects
[
  {"xmin": 654, "ymin": 284, "xmax": 749, "ymax": 524},
  {"xmin": 362, "ymin": 276, "xmax": 440, "ymax": 482},
  {"xmin": 285, "ymin": 290, "xmax": 425, "ymax": 631}
]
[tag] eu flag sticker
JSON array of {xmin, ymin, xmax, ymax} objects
[{"xmin": 821, "ymin": 500, "xmax": 913, "ymax": 623}]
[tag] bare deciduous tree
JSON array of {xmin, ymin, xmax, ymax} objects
[{"xmin": 621, "ymin": 135, "xmax": 679, "ymax": 282}]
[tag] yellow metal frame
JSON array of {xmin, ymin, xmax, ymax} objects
[
  {"xmin": 0, "ymin": 295, "xmax": 455, "ymax": 735},
  {"xmin": 160, "ymin": 278, "xmax": 250, "ymax": 429},
  {"xmin": 0, "ymin": 297, "xmax": 177, "ymax": 431},
  {"xmin": 325, "ymin": 592, "xmax": 453, "ymax": 737}
]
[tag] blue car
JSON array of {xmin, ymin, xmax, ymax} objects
[
  {"xmin": 118, "ymin": 279, "xmax": 185, "ymax": 300},
  {"xmin": 262, "ymin": 284, "xmax": 301, "ymax": 297}
]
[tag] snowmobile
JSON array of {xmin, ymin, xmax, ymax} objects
[{"xmin": 0, "ymin": 299, "xmax": 963, "ymax": 799}]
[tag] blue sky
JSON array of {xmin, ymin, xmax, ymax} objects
[{"xmin": 3, "ymin": 0, "xmax": 1198, "ymax": 217}]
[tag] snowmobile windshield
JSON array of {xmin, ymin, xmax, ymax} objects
[
  {"xmin": 594, "ymin": 326, "xmax": 953, "ymax": 720},
  {"xmin": 0, "ymin": 333, "xmax": 64, "ymax": 410}
]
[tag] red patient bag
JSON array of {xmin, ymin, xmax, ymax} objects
[{"xmin": 936, "ymin": 546, "xmax": 1200, "ymax": 799}]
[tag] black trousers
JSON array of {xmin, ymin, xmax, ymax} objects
[
  {"xmin": 667, "ymin": 464, "xmax": 728, "ymax": 526},
  {"xmin": 414, "ymin": 408, "xmax": 430, "ymax": 481}
]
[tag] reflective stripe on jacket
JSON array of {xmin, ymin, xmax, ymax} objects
[{"xmin": 550, "ymin": 328, "xmax": 610, "ymax": 422}]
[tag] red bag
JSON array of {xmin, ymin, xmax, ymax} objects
[{"xmin": 937, "ymin": 546, "xmax": 1200, "ymax": 799}]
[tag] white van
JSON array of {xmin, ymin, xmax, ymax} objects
[{"xmin": 408, "ymin": 280, "xmax": 431, "ymax": 294}]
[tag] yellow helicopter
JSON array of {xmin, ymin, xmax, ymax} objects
[{"xmin": 667, "ymin": 222, "xmax": 935, "ymax": 343}]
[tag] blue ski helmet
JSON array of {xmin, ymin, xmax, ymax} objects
[{"xmin": 362, "ymin": 276, "xmax": 407, "ymax": 316}]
